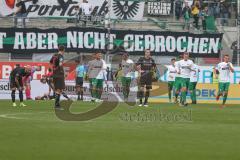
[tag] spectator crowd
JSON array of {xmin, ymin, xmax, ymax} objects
[{"xmin": 174, "ymin": 0, "xmax": 237, "ymax": 31}]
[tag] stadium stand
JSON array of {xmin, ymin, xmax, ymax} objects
[{"xmin": 0, "ymin": 0, "xmax": 238, "ymax": 66}]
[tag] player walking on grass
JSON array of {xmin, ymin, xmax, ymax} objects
[
  {"xmin": 121, "ymin": 52, "xmax": 134, "ymax": 102},
  {"xmin": 136, "ymin": 49, "xmax": 156, "ymax": 107},
  {"xmin": 215, "ymin": 55, "xmax": 234, "ymax": 108},
  {"xmin": 177, "ymin": 52, "xmax": 194, "ymax": 106},
  {"xmin": 167, "ymin": 58, "xmax": 177, "ymax": 103},
  {"xmin": 87, "ymin": 52, "xmax": 107, "ymax": 102},
  {"xmin": 75, "ymin": 60, "xmax": 86, "ymax": 101},
  {"xmin": 189, "ymin": 60, "xmax": 200, "ymax": 104},
  {"xmin": 50, "ymin": 45, "xmax": 68, "ymax": 110},
  {"xmin": 174, "ymin": 55, "xmax": 183, "ymax": 104},
  {"xmin": 10, "ymin": 66, "xmax": 31, "ymax": 107}
]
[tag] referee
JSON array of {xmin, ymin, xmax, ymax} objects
[
  {"xmin": 50, "ymin": 45, "xmax": 66, "ymax": 109},
  {"xmin": 75, "ymin": 60, "xmax": 86, "ymax": 101}
]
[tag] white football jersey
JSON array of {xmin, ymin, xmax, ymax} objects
[
  {"xmin": 217, "ymin": 62, "xmax": 233, "ymax": 83},
  {"xmin": 167, "ymin": 65, "xmax": 177, "ymax": 82},
  {"xmin": 177, "ymin": 59, "xmax": 194, "ymax": 78},
  {"xmin": 89, "ymin": 59, "xmax": 107, "ymax": 80},
  {"xmin": 190, "ymin": 64, "xmax": 199, "ymax": 82},
  {"xmin": 122, "ymin": 59, "xmax": 134, "ymax": 78}
]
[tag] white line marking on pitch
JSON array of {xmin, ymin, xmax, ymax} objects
[
  {"xmin": 0, "ymin": 112, "xmax": 99, "ymax": 123},
  {"xmin": 0, "ymin": 112, "xmax": 53, "ymax": 121}
]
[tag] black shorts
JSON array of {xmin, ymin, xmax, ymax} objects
[
  {"xmin": 76, "ymin": 77, "xmax": 84, "ymax": 86},
  {"xmin": 53, "ymin": 76, "xmax": 65, "ymax": 90},
  {"xmin": 140, "ymin": 74, "xmax": 153, "ymax": 89},
  {"xmin": 10, "ymin": 78, "xmax": 23, "ymax": 89}
]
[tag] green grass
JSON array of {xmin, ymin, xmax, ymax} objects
[{"xmin": 0, "ymin": 100, "xmax": 240, "ymax": 160}]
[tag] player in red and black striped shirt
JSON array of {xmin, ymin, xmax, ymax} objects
[{"xmin": 50, "ymin": 46, "xmax": 69, "ymax": 109}]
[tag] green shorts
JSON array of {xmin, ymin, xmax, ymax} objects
[
  {"xmin": 218, "ymin": 82, "xmax": 230, "ymax": 93},
  {"xmin": 189, "ymin": 82, "xmax": 197, "ymax": 91},
  {"xmin": 174, "ymin": 77, "xmax": 182, "ymax": 91},
  {"xmin": 91, "ymin": 78, "xmax": 104, "ymax": 88},
  {"xmin": 168, "ymin": 81, "xmax": 175, "ymax": 90},
  {"xmin": 121, "ymin": 77, "xmax": 131, "ymax": 87},
  {"xmin": 181, "ymin": 78, "xmax": 190, "ymax": 89}
]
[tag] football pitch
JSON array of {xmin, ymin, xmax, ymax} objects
[{"xmin": 0, "ymin": 100, "xmax": 240, "ymax": 160}]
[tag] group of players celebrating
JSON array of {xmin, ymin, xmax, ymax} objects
[
  {"xmin": 167, "ymin": 53, "xmax": 234, "ymax": 108},
  {"xmin": 9, "ymin": 45, "xmax": 235, "ymax": 109},
  {"xmin": 167, "ymin": 53, "xmax": 200, "ymax": 107}
]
